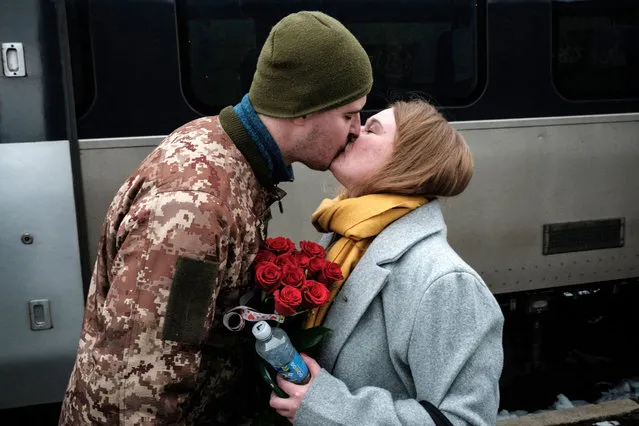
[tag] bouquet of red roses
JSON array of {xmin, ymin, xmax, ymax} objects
[
  {"xmin": 253, "ymin": 237, "xmax": 343, "ymax": 317},
  {"xmin": 242, "ymin": 237, "xmax": 343, "ymax": 402}
]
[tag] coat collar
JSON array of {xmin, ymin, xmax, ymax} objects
[
  {"xmin": 218, "ymin": 107, "xmax": 286, "ymax": 211},
  {"xmin": 219, "ymin": 106, "xmax": 273, "ymax": 189},
  {"xmin": 364, "ymin": 199, "xmax": 445, "ymax": 266},
  {"xmin": 318, "ymin": 200, "xmax": 446, "ymax": 371}
]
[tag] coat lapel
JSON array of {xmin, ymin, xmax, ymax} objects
[
  {"xmin": 318, "ymin": 258, "xmax": 390, "ymax": 372},
  {"xmin": 315, "ymin": 200, "xmax": 446, "ymax": 372}
]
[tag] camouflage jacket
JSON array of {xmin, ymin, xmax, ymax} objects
[{"xmin": 60, "ymin": 107, "xmax": 284, "ymax": 425}]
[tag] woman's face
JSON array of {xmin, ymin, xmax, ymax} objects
[{"xmin": 329, "ymin": 108, "xmax": 396, "ymax": 190}]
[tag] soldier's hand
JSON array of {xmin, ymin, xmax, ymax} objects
[{"xmin": 269, "ymin": 353, "xmax": 321, "ymax": 423}]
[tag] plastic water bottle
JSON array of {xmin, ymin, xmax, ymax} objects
[{"xmin": 252, "ymin": 321, "xmax": 310, "ymax": 385}]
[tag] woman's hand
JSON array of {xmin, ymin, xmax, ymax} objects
[{"xmin": 269, "ymin": 353, "xmax": 321, "ymax": 423}]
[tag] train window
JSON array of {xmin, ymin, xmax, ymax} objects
[
  {"xmin": 66, "ymin": 0, "xmax": 95, "ymax": 118},
  {"xmin": 552, "ymin": 0, "xmax": 639, "ymax": 101},
  {"xmin": 177, "ymin": 0, "xmax": 485, "ymax": 114}
]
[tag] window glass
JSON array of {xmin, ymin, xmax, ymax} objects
[
  {"xmin": 67, "ymin": 0, "xmax": 95, "ymax": 117},
  {"xmin": 553, "ymin": 0, "xmax": 639, "ymax": 100},
  {"xmin": 177, "ymin": 0, "xmax": 484, "ymax": 114}
]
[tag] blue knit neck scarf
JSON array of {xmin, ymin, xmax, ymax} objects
[{"xmin": 234, "ymin": 94, "xmax": 294, "ymax": 185}]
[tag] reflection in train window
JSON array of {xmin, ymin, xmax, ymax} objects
[
  {"xmin": 177, "ymin": 0, "xmax": 485, "ymax": 114},
  {"xmin": 552, "ymin": 0, "xmax": 639, "ymax": 101}
]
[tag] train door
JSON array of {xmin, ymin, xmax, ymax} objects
[{"xmin": 0, "ymin": 0, "xmax": 86, "ymax": 409}]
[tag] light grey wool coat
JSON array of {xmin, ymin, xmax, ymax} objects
[{"xmin": 295, "ymin": 200, "xmax": 504, "ymax": 426}]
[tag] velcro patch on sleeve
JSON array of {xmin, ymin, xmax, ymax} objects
[{"xmin": 162, "ymin": 256, "xmax": 218, "ymax": 345}]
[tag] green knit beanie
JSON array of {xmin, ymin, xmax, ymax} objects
[{"xmin": 249, "ymin": 11, "xmax": 373, "ymax": 118}]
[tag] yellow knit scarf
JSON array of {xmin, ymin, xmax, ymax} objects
[{"xmin": 302, "ymin": 194, "xmax": 427, "ymax": 328}]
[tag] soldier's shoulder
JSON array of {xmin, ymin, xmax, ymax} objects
[
  {"xmin": 141, "ymin": 115, "xmax": 245, "ymax": 195},
  {"xmin": 170, "ymin": 116, "xmax": 221, "ymax": 135},
  {"xmin": 161, "ymin": 115, "xmax": 234, "ymax": 151}
]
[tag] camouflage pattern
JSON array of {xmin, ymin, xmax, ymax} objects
[{"xmin": 59, "ymin": 116, "xmax": 280, "ymax": 425}]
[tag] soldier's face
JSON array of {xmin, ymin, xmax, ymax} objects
[{"xmin": 294, "ymin": 96, "xmax": 367, "ymax": 171}]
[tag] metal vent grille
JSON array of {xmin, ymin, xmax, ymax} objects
[{"xmin": 543, "ymin": 218, "xmax": 625, "ymax": 255}]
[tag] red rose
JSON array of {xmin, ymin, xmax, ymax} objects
[
  {"xmin": 308, "ymin": 257, "xmax": 325, "ymax": 275},
  {"xmin": 275, "ymin": 253, "xmax": 298, "ymax": 268},
  {"xmin": 254, "ymin": 249, "xmax": 277, "ymax": 264},
  {"xmin": 274, "ymin": 286, "xmax": 302, "ymax": 316},
  {"xmin": 254, "ymin": 262, "xmax": 283, "ymax": 294},
  {"xmin": 302, "ymin": 280, "xmax": 331, "ymax": 308},
  {"xmin": 292, "ymin": 251, "xmax": 310, "ymax": 269},
  {"xmin": 300, "ymin": 241, "xmax": 326, "ymax": 259},
  {"xmin": 281, "ymin": 266, "xmax": 306, "ymax": 289},
  {"xmin": 318, "ymin": 261, "xmax": 344, "ymax": 285},
  {"xmin": 264, "ymin": 237, "xmax": 295, "ymax": 255}
]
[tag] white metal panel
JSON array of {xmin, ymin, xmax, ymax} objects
[
  {"xmin": 0, "ymin": 141, "xmax": 85, "ymax": 408},
  {"xmin": 444, "ymin": 118, "xmax": 639, "ymax": 293},
  {"xmin": 78, "ymin": 113, "xmax": 639, "ymax": 295}
]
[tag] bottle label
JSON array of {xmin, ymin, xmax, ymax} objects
[{"xmin": 275, "ymin": 352, "xmax": 309, "ymax": 384}]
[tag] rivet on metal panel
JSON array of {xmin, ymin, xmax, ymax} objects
[{"xmin": 21, "ymin": 233, "xmax": 34, "ymax": 244}]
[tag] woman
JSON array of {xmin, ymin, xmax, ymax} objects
[{"xmin": 269, "ymin": 99, "xmax": 504, "ymax": 425}]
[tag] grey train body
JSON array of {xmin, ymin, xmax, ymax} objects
[{"xmin": 1, "ymin": 0, "xmax": 638, "ymax": 413}]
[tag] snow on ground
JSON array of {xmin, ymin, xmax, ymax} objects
[{"xmin": 498, "ymin": 377, "xmax": 639, "ymax": 420}]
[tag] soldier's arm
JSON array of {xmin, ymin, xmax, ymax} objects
[
  {"xmin": 116, "ymin": 189, "xmax": 236, "ymax": 339},
  {"xmin": 103, "ymin": 190, "xmax": 236, "ymax": 422}
]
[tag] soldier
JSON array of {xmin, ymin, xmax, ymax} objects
[{"xmin": 59, "ymin": 11, "xmax": 372, "ymax": 425}]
